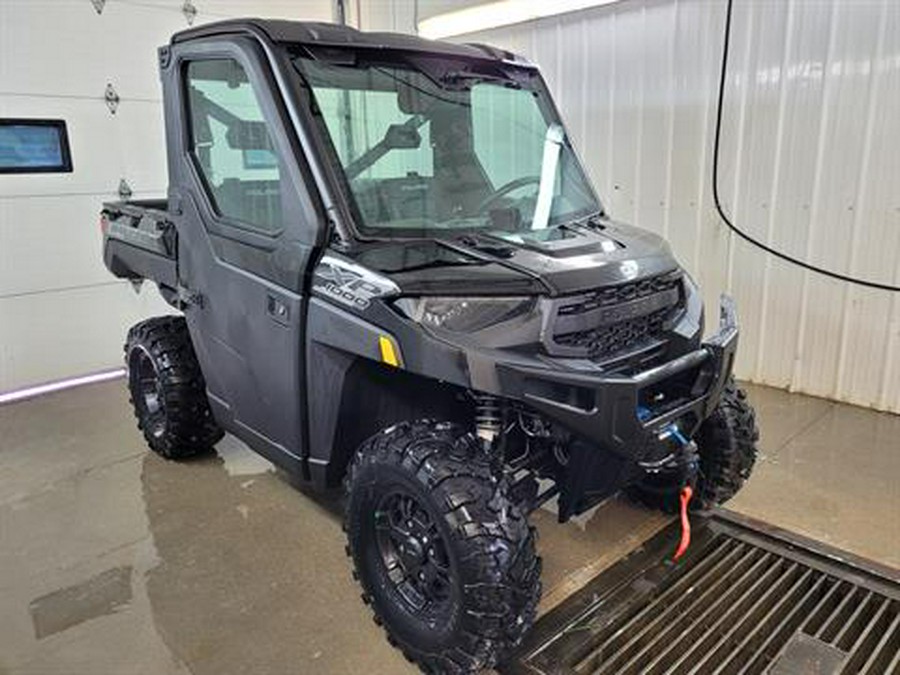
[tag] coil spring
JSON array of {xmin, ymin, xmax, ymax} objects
[{"xmin": 473, "ymin": 393, "xmax": 502, "ymax": 443}]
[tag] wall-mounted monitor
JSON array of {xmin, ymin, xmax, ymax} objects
[{"xmin": 0, "ymin": 119, "xmax": 73, "ymax": 174}]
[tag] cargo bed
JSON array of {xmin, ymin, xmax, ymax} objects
[{"xmin": 101, "ymin": 199, "xmax": 177, "ymax": 289}]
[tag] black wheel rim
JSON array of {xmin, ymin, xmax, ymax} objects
[
  {"xmin": 373, "ymin": 489, "xmax": 454, "ymax": 620},
  {"xmin": 130, "ymin": 348, "xmax": 165, "ymax": 437}
]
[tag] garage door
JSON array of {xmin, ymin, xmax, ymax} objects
[{"xmin": 0, "ymin": 0, "xmax": 331, "ymax": 393}]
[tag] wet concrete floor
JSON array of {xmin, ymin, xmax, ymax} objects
[{"xmin": 0, "ymin": 380, "xmax": 897, "ymax": 674}]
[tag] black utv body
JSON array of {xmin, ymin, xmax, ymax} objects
[{"xmin": 102, "ymin": 19, "xmax": 758, "ymax": 673}]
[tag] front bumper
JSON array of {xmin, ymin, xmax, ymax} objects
[
  {"xmin": 496, "ymin": 294, "xmax": 738, "ymax": 519},
  {"xmin": 496, "ymin": 295, "xmax": 739, "ymax": 463}
]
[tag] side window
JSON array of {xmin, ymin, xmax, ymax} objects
[{"xmin": 186, "ymin": 59, "xmax": 282, "ymax": 233}]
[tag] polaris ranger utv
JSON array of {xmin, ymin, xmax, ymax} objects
[{"xmin": 101, "ymin": 19, "xmax": 758, "ymax": 673}]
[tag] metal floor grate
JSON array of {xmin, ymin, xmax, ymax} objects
[{"xmin": 503, "ymin": 511, "xmax": 900, "ymax": 675}]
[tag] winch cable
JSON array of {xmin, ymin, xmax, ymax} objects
[{"xmin": 712, "ymin": 0, "xmax": 899, "ymax": 293}]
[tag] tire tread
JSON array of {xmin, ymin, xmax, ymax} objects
[
  {"xmin": 125, "ymin": 316, "xmax": 222, "ymax": 459},
  {"xmin": 344, "ymin": 420, "xmax": 541, "ymax": 673}
]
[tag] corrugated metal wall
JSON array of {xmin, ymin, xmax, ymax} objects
[
  {"xmin": 414, "ymin": 0, "xmax": 900, "ymax": 413},
  {"xmin": 0, "ymin": 0, "xmax": 332, "ymax": 393}
]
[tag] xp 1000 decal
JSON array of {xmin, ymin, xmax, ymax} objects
[{"xmin": 312, "ymin": 255, "xmax": 399, "ymax": 311}]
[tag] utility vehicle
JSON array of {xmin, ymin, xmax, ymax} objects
[{"xmin": 101, "ymin": 19, "xmax": 758, "ymax": 673}]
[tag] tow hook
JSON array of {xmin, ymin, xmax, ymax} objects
[{"xmin": 674, "ymin": 484, "xmax": 693, "ymax": 561}]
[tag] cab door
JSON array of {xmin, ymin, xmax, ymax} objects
[{"xmin": 165, "ymin": 39, "xmax": 323, "ymax": 471}]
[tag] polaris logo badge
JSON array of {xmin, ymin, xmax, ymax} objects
[
  {"xmin": 597, "ymin": 290, "xmax": 678, "ymax": 324},
  {"xmin": 557, "ymin": 288, "xmax": 678, "ymax": 327}
]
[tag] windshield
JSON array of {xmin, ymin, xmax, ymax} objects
[{"xmin": 294, "ymin": 57, "xmax": 600, "ymax": 239}]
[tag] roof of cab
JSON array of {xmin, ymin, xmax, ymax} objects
[{"xmin": 170, "ymin": 18, "xmax": 532, "ymax": 66}]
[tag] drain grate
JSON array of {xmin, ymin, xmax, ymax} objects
[{"xmin": 504, "ymin": 510, "xmax": 900, "ymax": 675}]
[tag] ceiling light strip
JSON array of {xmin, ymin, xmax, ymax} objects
[{"xmin": 418, "ymin": 0, "xmax": 623, "ymax": 40}]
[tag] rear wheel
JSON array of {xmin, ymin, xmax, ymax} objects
[
  {"xmin": 344, "ymin": 420, "xmax": 541, "ymax": 673},
  {"xmin": 627, "ymin": 379, "xmax": 759, "ymax": 511},
  {"xmin": 125, "ymin": 316, "xmax": 222, "ymax": 459}
]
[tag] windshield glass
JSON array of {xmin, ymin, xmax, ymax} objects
[{"xmin": 294, "ymin": 57, "xmax": 599, "ymax": 238}]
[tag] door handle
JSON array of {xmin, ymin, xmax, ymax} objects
[{"xmin": 267, "ymin": 294, "xmax": 290, "ymax": 325}]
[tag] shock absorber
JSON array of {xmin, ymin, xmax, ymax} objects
[{"xmin": 472, "ymin": 393, "xmax": 502, "ymax": 450}]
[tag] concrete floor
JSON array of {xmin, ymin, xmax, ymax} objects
[{"xmin": 0, "ymin": 380, "xmax": 897, "ymax": 674}]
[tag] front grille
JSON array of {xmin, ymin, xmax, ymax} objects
[
  {"xmin": 558, "ymin": 273, "xmax": 683, "ymax": 317},
  {"xmin": 551, "ymin": 272, "xmax": 684, "ymax": 362},
  {"xmin": 503, "ymin": 511, "xmax": 900, "ymax": 675},
  {"xmin": 555, "ymin": 307, "xmax": 671, "ymax": 354}
]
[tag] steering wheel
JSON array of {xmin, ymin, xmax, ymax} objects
[{"xmin": 476, "ymin": 175, "xmax": 541, "ymax": 213}]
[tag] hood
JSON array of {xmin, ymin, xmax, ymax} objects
[{"xmin": 349, "ymin": 219, "xmax": 681, "ymax": 297}]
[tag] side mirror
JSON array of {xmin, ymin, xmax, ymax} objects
[
  {"xmin": 383, "ymin": 123, "xmax": 421, "ymax": 150},
  {"xmin": 344, "ymin": 117, "xmax": 426, "ymax": 180},
  {"xmin": 226, "ymin": 120, "xmax": 272, "ymax": 151}
]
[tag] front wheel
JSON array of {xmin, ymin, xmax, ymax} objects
[
  {"xmin": 628, "ymin": 378, "xmax": 759, "ymax": 511},
  {"xmin": 344, "ymin": 420, "xmax": 541, "ymax": 673}
]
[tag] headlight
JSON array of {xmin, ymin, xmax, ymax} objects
[{"xmin": 393, "ymin": 296, "xmax": 535, "ymax": 332}]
